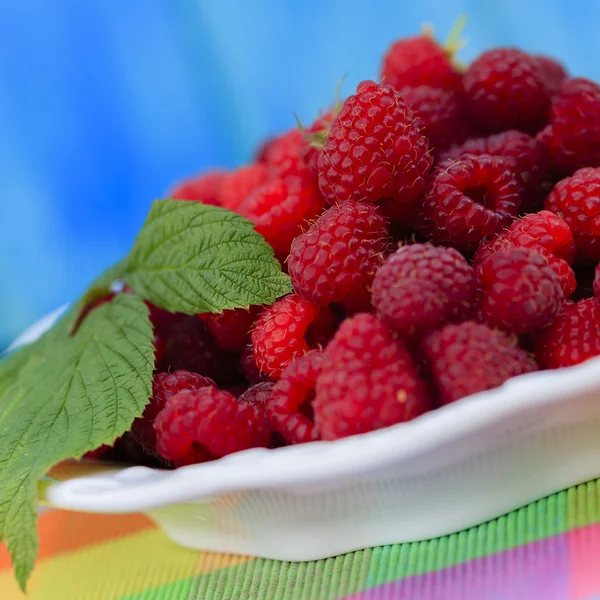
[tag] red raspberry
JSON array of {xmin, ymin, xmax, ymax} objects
[
  {"xmin": 266, "ymin": 350, "xmax": 324, "ymax": 444},
  {"xmin": 314, "ymin": 313, "xmax": 431, "ymax": 440},
  {"xmin": 303, "ymin": 108, "xmax": 338, "ymax": 178},
  {"xmin": 543, "ymin": 78, "xmax": 600, "ymax": 175},
  {"xmin": 317, "ymin": 80, "xmax": 432, "ymax": 207},
  {"xmin": 237, "ymin": 175, "xmax": 325, "ymax": 257},
  {"xmin": 398, "ymin": 86, "xmax": 471, "ymax": 156},
  {"xmin": 443, "ymin": 130, "xmax": 549, "ymax": 212},
  {"xmin": 418, "ymin": 154, "xmax": 522, "ymax": 252},
  {"xmin": 83, "ymin": 445, "xmax": 112, "ymax": 460},
  {"xmin": 170, "ymin": 170, "xmax": 227, "ymax": 205},
  {"xmin": 545, "ymin": 167, "xmax": 600, "ymax": 262},
  {"xmin": 238, "ymin": 381, "xmax": 275, "ymax": 407},
  {"xmin": 476, "ymin": 247, "xmax": 564, "ymax": 334},
  {"xmin": 536, "ymin": 55, "xmax": 568, "ymax": 95},
  {"xmin": 381, "ymin": 35, "xmax": 462, "ymax": 91},
  {"xmin": 420, "ymin": 321, "xmax": 538, "ymax": 405},
  {"xmin": 198, "ymin": 306, "xmax": 262, "ymax": 351},
  {"xmin": 534, "ymin": 298, "xmax": 600, "ymax": 369},
  {"xmin": 472, "ymin": 211, "xmax": 576, "ymax": 297},
  {"xmin": 594, "ymin": 264, "xmax": 600, "ymax": 299},
  {"xmin": 154, "ymin": 387, "xmax": 270, "ymax": 466},
  {"xmin": 288, "ymin": 201, "xmax": 391, "ymax": 309},
  {"xmin": 372, "ymin": 244, "xmax": 476, "ymax": 337},
  {"xmin": 131, "ymin": 370, "xmax": 216, "ymax": 456},
  {"xmin": 240, "ymin": 346, "xmax": 271, "ymax": 384},
  {"xmin": 154, "ymin": 313, "xmax": 234, "ymax": 384},
  {"xmin": 251, "ymin": 294, "xmax": 320, "ymax": 379},
  {"xmin": 463, "ymin": 48, "xmax": 552, "ymax": 134},
  {"xmin": 218, "ymin": 164, "xmax": 270, "ymax": 211},
  {"xmin": 262, "ymin": 128, "xmax": 310, "ymax": 180}
]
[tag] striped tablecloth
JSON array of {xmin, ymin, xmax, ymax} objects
[{"xmin": 3, "ymin": 480, "xmax": 600, "ymax": 599}]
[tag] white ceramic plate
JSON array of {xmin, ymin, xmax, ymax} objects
[{"xmin": 12, "ymin": 310, "xmax": 600, "ymax": 561}]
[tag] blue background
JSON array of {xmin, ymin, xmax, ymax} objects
[{"xmin": 1, "ymin": 0, "xmax": 598, "ymax": 348}]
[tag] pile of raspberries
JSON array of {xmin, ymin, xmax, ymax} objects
[{"xmin": 89, "ymin": 30, "xmax": 600, "ymax": 468}]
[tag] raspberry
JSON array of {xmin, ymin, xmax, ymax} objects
[
  {"xmin": 262, "ymin": 128, "xmax": 310, "ymax": 180},
  {"xmin": 251, "ymin": 294, "xmax": 320, "ymax": 379},
  {"xmin": 443, "ymin": 130, "xmax": 549, "ymax": 212},
  {"xmin": 420, "ymin": 321, "xmax": 537, "ymax": 405},
  {"xmin": 543, "ymin": 78, "xmax": 600, "ymax": 175},
  {"xmin": 317, "ymin": 80, "xmax": 432, "ymax": 207},
  {"xmin": 314, "ymin": 314, "xmax": 430, "ymax": 440},
  {"xmin": 170, "ymin": 170, "xmax": 227, "ymax": 205},
  {"xmin": 266, "ymin": 350, "xmax": 324, "ymax": 444},
  {"xmin": 218, "ymin": 164, "xmax": 270, "ymax": 211},
  {"xmin": 476, "ymin": 247, "xmax": 564, "ymax": 334},
  {"xmin": 303, "ymin": 108, "xmax": 338, "ymax": 178},
  {"xmin": 594, "ymin": 264, "xmax": 600, "ymax": 299},
  {"xmin": 237, "ymin": 175, "xmax": 325, "ymax": 257},
  {"xmin": 238, "ymin": 381, "xmax": 275, "ymax": 407},
  {"xmin": 463, "ymin": 48, "xmax": 552, "ymax": 134},
  {"xmin": 381, "ymin": 35, "xmax": 462, "ymax": 91},
  {"xmin": 372, "ymin": 244, "xmax": 476, "ymax": 337},
  {"xmin": 398, "ymin": 86, "xmax": 471, "ymax": 156},
  {"xmin": 131, "ymin": 370, "xmax": 216, "ymax": 455},
  {"xmin": 534, "ymin": 298, "xmax": 600, "ymax": 369},
  {"xmin": 154, "ymin": 313, "xmax": 234, "ymax": 384},
  {"xmin": 154, "ymin": 387, "xmax": 270, "ymax": 466},
  {"xmin": 288, "ymin": 201, "xmax": 391, "ymax": 309},
  {"xmin": 545, "ymin": 167, "xmax": 600, "ymax": 262},
  {"xmin": 198, "ymin": 306, "xmax": 261, "ymax": 351},
  {"xmin": 418, "ymin": 154, "xmax": 522, "ymax": 252},
  {"xmin": 536, "ymin": 55, "xmax": 568, "ymax": 95},
  {"xmin": 240, "ymin": 346, "xmax": 271, "ymax": 383},
  {"xmin": 472, "ymin": 211, "xmax": 577, "ymax": 297}
]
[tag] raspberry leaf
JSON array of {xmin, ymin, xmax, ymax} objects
[
  {"xmin": 0, "ymin": 294, "xmax": 154, "ymax": 590},
  {"xmin": 124, "ymin": 199, "xmax": 292, "ymax": 313}
]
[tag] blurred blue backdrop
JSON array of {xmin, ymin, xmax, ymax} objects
[{"xmin": 1, "ymin": 0, "xmax": 598, "ymax": 347}]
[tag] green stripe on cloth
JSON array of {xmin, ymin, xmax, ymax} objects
[{"xmin": 119, "ymin": 481, "xmax": 600, "ymax": 600}]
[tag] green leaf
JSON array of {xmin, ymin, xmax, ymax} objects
[
  {"xmin": 124, "ymin": 199, "xmax": 292, "ymax": 314},
  {"xmin": 0, "ymin": 294, "xmax": 154, "ymax": 590}
]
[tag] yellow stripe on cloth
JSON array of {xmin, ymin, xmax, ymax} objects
[{"xmin": 0, "ymin": 512, "xmax": 250, "ymax": 600}]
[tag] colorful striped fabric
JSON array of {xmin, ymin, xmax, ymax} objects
[{"xmin": 3, "ymin": 480, "xmax": 600, "ymax": 599}]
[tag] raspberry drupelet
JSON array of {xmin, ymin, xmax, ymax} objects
[
  {"xmin": 372, "ymin": 244, "xmax": 476, "ymax": 338},
  {"xmin": 314, "ymin": 313, "xmax": 431, "ymax": 440},
  {"xmin": 420, "ymin": 321, "xmax": 538, "ymax": 405},
  {"xmin": 266, "ymin": 350, "xmax": 324, "ymax": 444},
  {"xmin": 317, "ymin": 80, "xmax": 432, "ymax": 207},
  {"xmin": 288, "ymin": 201, "xmax": 391, "ymax": 310},
  {"xmin": 418, "ymin": 154, "xmax": 522, "ymax": 252},
  {"xmin": 463, "ymin": 47, "xmax": 552, "ymax": 134},
  {"xmin": 476, "ymin": 247, "xmax": 564, "ymax": 334}
]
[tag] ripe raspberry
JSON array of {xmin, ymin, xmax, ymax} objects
[
  {"xmin": 545, "ymin": 167, "xmax": 600, "ymax": 261},
  {"xmin": 381, "ymin": 35, "xmax": 462, "ymax": 91},
  {"xmin": 463, "ymin": 48, "xmax": 552, "ymax": 134},
  {"xmin": 154, "ymin": 313, "xmax": 234, "ymax": 384},
  {"xmin": 303, "ymin": 108, "xmax": 338, "ymax": 178},
  {"xmin": 218, "ymin": 164, "xmax": 270, "ymax": 211},
  {"xmin": 317, "ymin": 80, "xmax": 432, "ymax": 207},
  {"xmin": 476, "ymin": 247, "xmax": 564, "ymax": 334},
  {"xmin": 443, "ymin": 130, "xmax": 549, "ymax": 212},
  {"xmin": 305, "ymin": 304, "xmax": 338, "ymax": 347},
  {"xmin": 198, "ymin": 306, "xmax": 262, "ymax": 351},
  {"xmin": 418, "ymin": 154, "xmax": 522, "ymax": 252},
  {"xmin": 131, "ymin": 370, "xmax": 216, "ymax": 455},
  {"xmin": 536, "ymin": 55, "xmax": 568, "ymax": 95},
  {"xmin": 594, "ymin": 264, "xmax": 600, "ymax": 299},
  {"xmin": 154, "ymin": 387, "xmax": 270, "ymax": 466},
  {"xmin": 534, "ymin": 298, "xmax": 600, "ymax": 369},
  {"xmin": 251, "ymin": 294, "xmax": 320, "ymax": 379},
  {"xmin": 237, "ymin": 175, "xmax": 325, "ymax": 257},
  {"xmin": 262, "ymin": 128, "xmax": 310, "ymax": 180},
  {"xmin": 240, "ymin": 346, "xmax": 271, "ymax": 384},
  {"xmin": 398, "ymin": 86, "xmax": 471, "ymax": 156},
  {"xmin": 170, "ymin": 170, "xmax": 227, "ymax": 205},
  {"xmin": 288, "ymin": 201, "xmax": 391, "ymax": 309},
  {"xmin": 314, "ymin": 313, "xmax": 431, "ymax": 440},
  {"xmin": 543, "ymin": 78, "xmax": 600, "ymax": 175},
  {"xmin": 372, "ymin": 244, "xmax": 476, "ymax": 337},
  {"xmin": 472, "ymin": 211, "xmax": 577, "ymax": 297},
  {"xmin": 266, "ymin": 350, "xmax": 324, "ymax": 444},
  {"xmin": 238, "ymin": 381, "xmax": 275, "ymax": 407},
  {"xmin": 420, "ymin": 321, "xmax": 538, "ymax": 405},
  {"xmin": 83, "ymin": 445, "xmax": 112, "ymax": 460}
]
